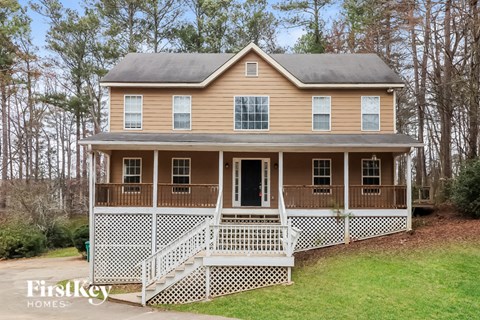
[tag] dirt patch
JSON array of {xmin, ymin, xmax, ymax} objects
[{"xmin": 295, "ymin": 211, "xmax": 480, "ymax": 266}]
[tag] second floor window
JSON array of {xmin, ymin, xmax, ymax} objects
[
  {"xmin": 312, "ymin": 96, "xmax": 331, "ymax": 131},
  {"xmin": 361, "ymin": 96, "xmax": 380, "ymax": 131},
  {"xmin": 173, "ymin": 96, "xmax": 191, "ymax": 130},
  {"xmin": 124, "ymin": 95, "xmax": 142, "ymax": 129},
  {"xmin": 234, "ymin": 96, "xmax": 269, "ymax": 130}
]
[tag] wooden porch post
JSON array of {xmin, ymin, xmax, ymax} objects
[
  {"xmin": 344, "ymin": 151, "xmax": 350, "ymax": 244},
  {"xmin": 406, "ymin": 150, "xmax": 413, "ymax": 231},
  {"xmin": 278, "ymin": 151, "xmax": 283, "ymax": 203},
  {"xmin": 152, "ymin": 150, "xmax": 159, "ymax": 254},
  {"xmin": 88, "ymin": 149, "xmax": 96, "ymax": 283}
]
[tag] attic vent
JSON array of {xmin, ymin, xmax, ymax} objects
[{"xmin": 245, "ymin": 62, "xmax": 258, "ymax": 77}]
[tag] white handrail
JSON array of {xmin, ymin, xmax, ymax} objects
[
  {"xmin": 214, "ymin": 189, "xmax": 223, "ymax": 225},
  {"xmin": 140, "ymin": 218, "xmax": 210, "ymax": 305},
  {"xmin": 279, "ymin": 186, "xmax": 287, "ymax": 226}
]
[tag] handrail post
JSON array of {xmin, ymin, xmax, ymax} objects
[
  {"xmin": 206, "ymin": 221, "xmax": 211, "ymax": 256},
  {"xmin": 141, "ymin": 261, "xmax": 147, "ymax": 306},
  {"xmin": 286, "ymin": 219, "xmax": 292, "ymax": 256}
]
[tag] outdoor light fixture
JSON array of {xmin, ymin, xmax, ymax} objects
[
  {"xmin": 372, "ymin": 154, "xmax": 377, "ymax": 161},
  {"xmin": 225, "ymin": 163, "xmax": 230, "ymax": 169},
  {"xmin": 274, "ymin": 163, "xmax": 278, "ymax": 169}
]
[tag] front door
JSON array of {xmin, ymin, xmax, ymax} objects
[{"xmin": 241, "ymin": 160, "xmax": 262, "ymax": 206}]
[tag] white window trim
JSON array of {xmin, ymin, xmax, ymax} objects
[
  {"xmin": 245, "ymin": 61, "xmax": 258, "ymax": 77},
  {"xmin": 361, "ymin": 158, "xmax": 382, "ymax": 195},
  {"xmin": 233, "ymin": 95, "xmax": 270, "ymax": 131},
  {"xmin": 122, "ymin": 157, "xmax": 142, "ymax": 193},
  {"xmin": 172, "ymin": 158, "xmax": 191, "ymax": 194},
  {"xmin": 172, "ymin": 95, "xmax": 192, "ymax": 131},
  {"xmin": 361, "ymin": 96, "xmax": 381, "ymax": 132},
  {"xmin": 312, "ymin": 96, "xmax": 332, "ymax": 131},
  {"xmin": 312, "ymin": 158, "xmax": 332, "ymax": 194},
  {"xmin": 123, "ymin": 95, "xmax": 143, "ymax": 130},
  {"xmin": 232, "ymin": 158, "xmax": 270, "ymax": 208}
]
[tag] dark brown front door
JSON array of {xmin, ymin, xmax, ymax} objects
[{"xmin": 241, "ymin": 160, "xmax": 262, "ymax": 206}]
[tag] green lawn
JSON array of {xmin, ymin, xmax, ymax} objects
[
  {"xmin": 42, "ymin": 247, "xmax": 80, "ymax": 258},
  {"xmin": 160, "ymin": 242, "xmax": 480, "ymax": 320}
]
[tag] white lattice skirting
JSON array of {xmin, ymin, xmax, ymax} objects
[
  {"xmin": 93, "ymin": 213, "xmax": 210, "ymax": 283},
  {"xmin": 147, "ymin": 266, "xmax": 288, "ymax": 305},
  {"xmin": 291, "ymin": 216, "xmax": 407, "ymax": 250}
]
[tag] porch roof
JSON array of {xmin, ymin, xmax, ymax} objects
[{"xmin": 80, "ymin": 133, "xmax": 422, "ymax": 152}]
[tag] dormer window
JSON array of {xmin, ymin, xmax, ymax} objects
[{"xmin": 245, "ymin": 62, "xmax": 258, "ymax": 77}]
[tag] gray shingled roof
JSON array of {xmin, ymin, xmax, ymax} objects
[
  {"xmin": 80, "ymin": 133, "xmax": 421, "ymax": 148},
  {"xmin": 270, "ymin": 54, "xmax": 402, "ymax": 84},
  {"xmin": 101, "ymin": 52, "xmax": 403, "ymax": 85},
  {"xmin": 102, "ymin": 53, "xmax": 234, "ymax": 83}
]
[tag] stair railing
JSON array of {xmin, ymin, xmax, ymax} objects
[
  {"xmin": 279, "ymin": 186, "xmax": 288, "ymax": 226},
  {"xmin": 139, "ymin": 218, "xmax": 211, "ymax": 306}
]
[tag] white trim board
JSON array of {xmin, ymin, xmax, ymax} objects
[
  {"xmin": 287, "ymin": 209, "xmax": 408, "ymax": 217},
  {"xmin": 203, "ymin": 256, "xmax": 294, "ymax": 267},
  {"xmin": 94, "ymin": 207, "xmax": 215, "ymax": 215}
]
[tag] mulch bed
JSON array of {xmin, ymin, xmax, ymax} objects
[{"xmin": 295, "ymin": 209, "xmax": 480, "ymax": 266}]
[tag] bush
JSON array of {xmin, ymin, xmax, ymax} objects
[
  {"xmin": 0, "ymin": 223, "xmax": 46, "ymax": 258},
  {"xmin": 46, "ymin": 224, "xmax": 73, "ymax": 249},
  {"xmin": 452, "ymin": 159, "xmax": 480, "ymax": 218},
  {"xmin": 73, "ymin": 225, "xmax": 89, "ymax": 257}
]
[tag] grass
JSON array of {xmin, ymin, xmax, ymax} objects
[
  {"xmin": 42, "ymin": 247, "xmax": 80, "ymax": 258},
  {"xmin": 159, "ymin": 242, "xmax": 480, "ymax": 320}
]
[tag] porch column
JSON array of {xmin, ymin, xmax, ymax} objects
[
  {"xmin": 344, "ymin": 152, "xmax": 350, "ymax": 244},
  {"xmin": 218, "ymin": 151, "xmax": 223, "ymax": 193},
  {"xmin": 152, "ymin": 150, "xmax": 159, "ymax": 254},
  {"xmin": 278, "ymin": 151, "xmax": 283, "ymax": 201},
  {"xmin": 153, "ymin": 150, "xmax": 159, "ymax": 208},
  {"xmin": 88, "ymin": 149, "xmax": 96, "ymax": 283},
  {"xmin": 406, "ymin": 150, "xmax": 413, "ymax": 231},
  {"xmin": 343, "ymin": 152, "xmax": 349, "ymax": 211}
]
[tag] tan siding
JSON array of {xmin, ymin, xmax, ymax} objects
[{"xmin": 110, "ymin": 51, "xmax": 395, "ymax": 133}]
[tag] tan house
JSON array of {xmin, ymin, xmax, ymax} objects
[{"xmin": 80, "ymin": 43, "xmax": 421, "ymax": 305}]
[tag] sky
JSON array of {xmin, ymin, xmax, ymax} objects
[{"xmin": 19, "ymin": 0, "xmax": 338, "ymax": 52}]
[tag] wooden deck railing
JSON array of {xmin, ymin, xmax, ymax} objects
[
  {"xmin": 95, "ymin": 183, "xmax": 219, "ymax": 207},
  {"xmin": 157, "ymin": 184, "xmax": 219, "ymax": 207},
  {"xmin": 349, "ymin": 185, "xmax": 407, "ymax": 209},
  {"xmin": 283, "ymin": 185, "xmax": 345, "ymax": 209},
  {"xmin": 95, "ymin": 183, "xmax": 153, "ymax": 207}
]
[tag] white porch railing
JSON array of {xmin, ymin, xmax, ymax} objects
[
  {"xmin": 139, "ymin": 219, "xmax": 300, "ymax": 305},
  {"xmin": 214, "ymin": 189, "xmax": 223, "ymax": 225},
  {"xmin": 140, "ymin": 218, "xmax": 210, "ymax": 306},
  {"xmin": 279, "ymin": 187, "xmax": 287, "ymax": 226}
]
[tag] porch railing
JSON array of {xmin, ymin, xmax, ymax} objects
[
  {"xmin": 283, "ymin": 185, "xmax": 345, "ymax": 209},
  {"xmin": 94, "ymin": 183, "xmax": 218, "ymax": 207},
  {"xmin": 349, "ymin": 185, "xmax": 407, "ymax": 209},
  {"xmin": 157, "ymin": 184, "xmax": 219, "ymax": 207},
  {"xmin": 95, "ymin": 183, "xmax": 153, "ymax": 207}
]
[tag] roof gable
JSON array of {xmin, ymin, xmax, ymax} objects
[{"xmin": 101, "ymin": 43, "xmax": 404, "ymax": 88}]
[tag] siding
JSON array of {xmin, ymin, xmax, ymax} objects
[{"xmin": 109, "ymin": 51, "xmax": 395, "ymax": 134}]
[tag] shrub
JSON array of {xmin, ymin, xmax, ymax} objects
[
  {"xmin": 452, "ymin": 159, "xmax": 480, "ymax": 218},
  {"xmin": 46, "ymin": 224, "xmax": 73, "ymax": 249},
  {"xmin": 73, "ymin": 225, "xmax": 89, "ymax": 257},
  {"xmin": 0, "ymin": 223, "xmax": 46, "ymax": 258}
]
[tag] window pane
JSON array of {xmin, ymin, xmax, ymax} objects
[
  {"xmin": 174, "ymin": 113, "xmax": 190, "ymax": 129},
  {"xmin": 361, "ymin": 96, "xmax": 380, "ymax": 113},
  {"xmin": 313, "ymin": 97, "xmax": 331, "ymax": 130},
  {"xmin": 124, "ymin": 96, "xmax": 142, "ymax": 129},
  {"xmin": 362, "ymin": 114, "xmax": 379, "ymax": 130},
  {"xmin": 234, "ymin": 96, "xmax": 269, "ymax": 130},
  {"xmin": 313, "ymin": 114, "xmax": 330, "ymax": 130}
]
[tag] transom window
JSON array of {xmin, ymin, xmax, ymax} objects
[
  {"xmin": 361, "ymin": 96, "xmax": 380, "ymax": 131},
  {"xmin": 123, "ymin": 158, "xmax": 141, "ymax": 192},
  {"xmin": 362, "ymin": 159, "xmax": 381, "ymax": 194},
  {"xmin": 312, "ymin": 96, "xmax": 331, "ymax": 131},
  {"xmin": 234, "ymin": 96, "xmax": 269, "ymax": 130},
  {"xmin": 124, "ymin": 95, "xmax": 142, "ymax": 129},
  {"xmin": 313, "ymin": 159, "xmax": 331, "ymax": 194},
  {"xmin": 172, "ymin": 158, "xmax": 190, "ymax": 193},
  {"xmin": 173, "ymin": 96, "xmax": 191, "ymax": 130}
]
